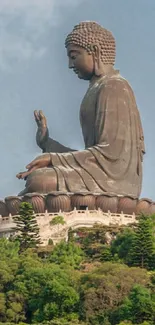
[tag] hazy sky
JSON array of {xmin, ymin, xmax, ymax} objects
[{"xmin": 0, "ymin": 0, "xmax": 155, "ymax": 200}]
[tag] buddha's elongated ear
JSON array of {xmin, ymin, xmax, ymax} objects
[
  {"xmin": 90, "ymin": 43, "xmax": 105, "ymax": 77},
  {"xmin": 90, "ymin": 44, "xmax": 100, "ymax": 59}
]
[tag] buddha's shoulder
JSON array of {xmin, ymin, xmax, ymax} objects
[{"xmin": 99, "ymin": 72, "xmax": 132, "ymax": 91}]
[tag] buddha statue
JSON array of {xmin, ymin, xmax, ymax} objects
[{"xmin": 16, "ymin": 21, "xmax": 145, "ymax": 199}]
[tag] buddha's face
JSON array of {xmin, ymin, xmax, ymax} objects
[{"xmin": 67, "ymin": 44, "xmax": 95, "ymax": 80}]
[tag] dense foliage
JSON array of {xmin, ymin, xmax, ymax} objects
[{"xmin": 0, "ymin": 214, "xmax": 154, "ymax": 325}]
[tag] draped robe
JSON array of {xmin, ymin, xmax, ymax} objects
[{"xmin": 26, "ymin": 71, "xmax": 145, "ymax": 198}]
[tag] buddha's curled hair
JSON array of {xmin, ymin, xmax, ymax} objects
[{"xmin": 65, "ymin": 21, "xmax": 116, "ymax": 66}]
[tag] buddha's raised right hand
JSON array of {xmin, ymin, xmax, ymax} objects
[{"xmin": 34, "ymin": 110, "xmax": 49, "ymax": 150}]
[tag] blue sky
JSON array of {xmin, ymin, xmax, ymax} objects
[{"xmin": 0, "ymin": 0, "xmax": 155, "ymax": 199}]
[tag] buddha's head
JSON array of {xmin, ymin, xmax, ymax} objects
[{"xmin": 65, "ymin": 21, "xmax": 116, "ymax": 80}]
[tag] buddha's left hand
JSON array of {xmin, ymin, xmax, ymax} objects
[{"xmin": 16, "ymin": 154, "xmax": 51, "ymax": 180}]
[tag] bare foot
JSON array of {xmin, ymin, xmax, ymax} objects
[
  {"xmin": 16, "ymin": 171, "xmax": 31, "ymax": 180},
  {"xmin": 16, "ymin": 166, "xmax": 38, "ymax": 180}
]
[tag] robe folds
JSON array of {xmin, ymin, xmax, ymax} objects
[{"xmin": 34, "ymin": 71, "xmax": 145, "ymax": 198}]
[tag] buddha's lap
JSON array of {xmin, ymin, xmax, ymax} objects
[{"xmin": 25, "ymin": 167, "xmax": 57, "ymax": 193}]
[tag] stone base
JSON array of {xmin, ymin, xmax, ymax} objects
[{"xmin": 0, "ymin": 192, "xmax": 155, "ymax": 217}]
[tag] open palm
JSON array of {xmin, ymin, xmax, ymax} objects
[{"xmin": 34, "ymin": 110, "xmax": 49, "ymax": 148}]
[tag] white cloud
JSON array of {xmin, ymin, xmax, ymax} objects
[{"xmin": 0, "ymin": 0, "xmax": 83, "ymax": 70}]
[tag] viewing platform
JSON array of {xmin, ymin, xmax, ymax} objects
[{"xmin": 0, "ymin": 208, "xmax": 137, "ymax": 245}]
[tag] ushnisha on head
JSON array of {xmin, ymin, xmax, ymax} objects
[{"xmin": 65, "ymin": 21, "xmax": 116, "ymax": 80}]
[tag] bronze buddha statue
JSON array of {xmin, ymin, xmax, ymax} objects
[{"xmin": 16, "ymin": 21, "xmax": 145, "ymax": 199}]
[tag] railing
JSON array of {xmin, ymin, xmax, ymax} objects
[
  {"xmin": 0, "ymin": 209, "xmax": 136, "ymax": 230},
  {"xmin": 0, "ymin": 209, "xmax": 136, "ymax": 221},
  {"xmin": 0, "ymin": 209, "xmax": 137, "ymax": 244}
]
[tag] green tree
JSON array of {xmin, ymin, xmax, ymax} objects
[
  {"xmin": 0, "ymin": 239, "xmax": 25, "ymax": 323},
  {"xmin": 111, "ymin": 228, "xmax": 135, "ymax": 264},
  {"xmin": 43, "ymin": 320, "xmax": 88, "ymax": 324},
  {"xmin": 49, "ymin": 241, "xmax": 84, "ymax": 268},
  {"xmin": 0, "ymin": 239, "xmax": 19, "ymax": 293},
  {"xmin": 117, "ymin": 320, "xmax": 153, "ymax": 325},
  {"xmin": 112, "ymin": 285, "xmax": 155, "ymax": 325},
  {"xmin": 100, "ymin": 245, "xmax": 113, "ymax": 262},
  {"xmin": 14, "ymin": 262, "xmax": 79, "ymax": 322},
  {"xmin": 50, "ymin": 216, "xmax": 66, "ymax": 232},
  {"xmin": 80, "ymin": 262, "xmax": 150, "ymax": 324},
  {"xmin": 129, "ymin": 216, "xmax": 154, "ymax": 269},
  {"xmin": 13, "ymin": 202, "xmax": 41, "ymax": 252},
  {"xmin": 0, "ymin": 293, "xmax": 6, "ymax": 321}
]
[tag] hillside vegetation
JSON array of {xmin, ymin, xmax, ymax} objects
[{"xmin": 0, "ymin": 206, "xmax": 154, "ymax": 325}]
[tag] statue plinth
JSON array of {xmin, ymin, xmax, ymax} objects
[{"xmin": 0, "ymin": 193, "xmax": 155, "ymax": 217}]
